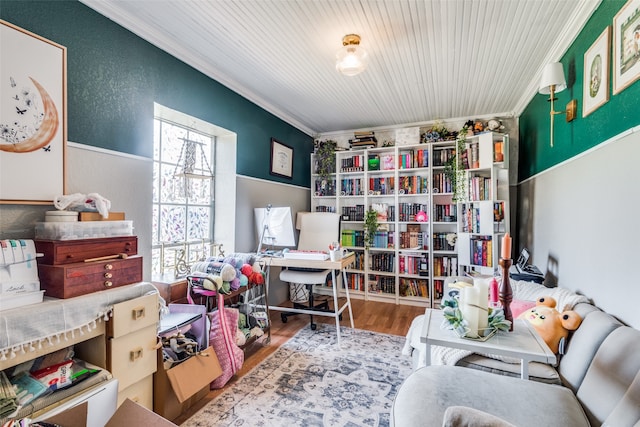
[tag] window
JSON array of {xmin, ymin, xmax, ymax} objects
[{"xmin": 152, "ymin": 103, "xmax": 237, "ymax": 279}]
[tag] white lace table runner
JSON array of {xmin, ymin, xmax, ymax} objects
[{"xmin": 0, "ymin": 282, "xmax": 159, "ymax": 359}]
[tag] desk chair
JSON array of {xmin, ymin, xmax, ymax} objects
[{"xmin": 279, "ymin": 212, "xmax": 340, "ymax": 330}]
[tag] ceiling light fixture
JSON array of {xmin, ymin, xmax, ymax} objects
[
  {"xmin": 538, "ymin": 62, "xmax": 577, "ymax": 147},
  {"xmin": 336, "ymin": 34, "xmax": 368, "ymax": 76}
]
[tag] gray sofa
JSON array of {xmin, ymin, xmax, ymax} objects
[{"xmin": 391, "ymin": 303, "xmax": 640, "ymax": 427}]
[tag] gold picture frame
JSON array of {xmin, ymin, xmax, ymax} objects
[
  {"xmin": 612, "ymin": 0, "xmax": 640, "ymax": 94},
  {"xmin": 270, "ymin": 138, "xmax": 293, "ymax": 179},
  {"xmin": 0, "ymin": 20, "xmax": 67, "ymax": 204},
  {"xmin": 583, "ymin": 27, "xmax": 610, "ymax": 117}
]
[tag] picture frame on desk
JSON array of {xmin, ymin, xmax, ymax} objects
[
  {"xmin": 612, "ymin": 0, "xmax": 640, "ymax": 94},
  {"xmin": 270, "ymin": 138, "xmax": 293, "ymax": 179},
  {"xmin": 0, "ymin": 20, "xmax": 67, "ymax": 204}
]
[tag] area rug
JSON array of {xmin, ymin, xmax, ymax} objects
[{"xmin": 182, "ymin": 325, "xmax": 412, "ymax": 427}]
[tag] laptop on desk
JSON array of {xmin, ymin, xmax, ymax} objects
[{"xmin": 509, "ymin": 248, "xmax": 544, "ymax": 283}]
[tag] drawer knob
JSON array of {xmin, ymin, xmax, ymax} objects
[
  {"xmin": 104, "ymin": 272, "xmax": 113, "ymax": 279},
  {"xmin": 130, "ymin": 347, "xmax": 143, "ymax": 361},
  {"xmin": 105, "ymin": 263, "xmax": 114, "ymax": 270},
  {"xmin": 104, "ymin": 281, "xmax": 113, "ymax": 287},
  {"xmin": 132, "ymin": 306, "xmax": 146, "ymax": 320}
]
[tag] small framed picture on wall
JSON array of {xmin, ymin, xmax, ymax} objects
[
  {"xmin": 583, "ymin": 26, "xmax": 610, "ymax": 117},
  {"xmin": 270, "ymin": 138, "xmax": 293, "ymax": 179},
  {"xmin": 613, "ymin": 0, "xmax": 640, "ymax": 94}
]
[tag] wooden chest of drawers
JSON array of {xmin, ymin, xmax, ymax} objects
[
  {"xmin": 37, "ymin": 256, "xmax": 143, "ymax": 299},
  {"xmin": 35, "ymin": 236, "xmax": 138, "ymax": 265}
]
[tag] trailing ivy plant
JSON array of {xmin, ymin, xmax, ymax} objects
[
  {"xmin": 363, "ymin": 208, "xmax": 379, "ymax": 250},
  {"xmin": 444, "ymin": 126, "xmax": 469, "ymax": 202},
  {"xmin": 314, "ymin": 139, "xmax": 337, "ymax": 182}
]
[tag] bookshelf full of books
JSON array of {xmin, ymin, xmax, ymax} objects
[
  {"xmin": 310, "ymin": 131, "xmax": 509, "ymax": 308},
  {"xmin": 456, "ymin": 132, "xmax": 510, "ymax": 276}
]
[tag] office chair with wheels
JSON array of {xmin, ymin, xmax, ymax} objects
[{"xmin": 279, "ymin": 212, "xmax": 340, "ymax": 330}]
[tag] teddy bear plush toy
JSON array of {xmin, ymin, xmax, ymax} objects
[{"xmin": 518, "ymin": 296, "xmax": 582, "ymax": 354}]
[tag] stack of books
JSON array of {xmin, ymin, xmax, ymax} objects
[{"xmin": 349, "ymin": 131, "xmax": 377, "ymax": 149}]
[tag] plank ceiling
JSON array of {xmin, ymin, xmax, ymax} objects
[{"xmin": 80, "ymin": 0, "xmax": 601, "ymax": 136}]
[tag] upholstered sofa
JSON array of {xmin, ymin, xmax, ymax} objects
[{"xmin": 391, "ymin": 301, "xmax": 640, "ymax": 426}]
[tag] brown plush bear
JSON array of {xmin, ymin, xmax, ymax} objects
[{"xmin": 518, "ymin": 296, "xmax": 582, "ymax": 354}]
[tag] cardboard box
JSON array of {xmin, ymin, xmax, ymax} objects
[
  {"xmin": 153, "ymin": 346, "xmax": 222, "ymax": 420},
  {"xmin": 43, "ymin": 398, "xmax": 177, "ymax": 427},
  {"xmin": 78, "ymin": 212, "xmax": 126, "ymax": 221}
]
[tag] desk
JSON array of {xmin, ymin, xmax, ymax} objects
[
  {"xmin": 262, "ymin": 252, "xmax": 355, "ymax": 344},
  {"xmin": 420, "ymin": 308, "xmax": 556, "ymax": 379}
]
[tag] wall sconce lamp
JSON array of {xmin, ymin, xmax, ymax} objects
[
  {"xmin": 538, "ymin": 62, "xmax": 577, "ymax": 147},
  {"xmin": 336, "ymin": 34, "xmax": 369, "ymax": 76}
]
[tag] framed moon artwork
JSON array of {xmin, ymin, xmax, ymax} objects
[{"xmin": 1, "ymin": 20, "xmax": 67, "ymax": 204}]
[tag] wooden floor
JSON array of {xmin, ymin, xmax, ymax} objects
[{"xmin": 173, "ymin": 298, "xmax": 425, "ymax": 425}]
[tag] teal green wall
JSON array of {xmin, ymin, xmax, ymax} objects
[
  {"xmin": 519, "ymin": 0, "xmax": 640, "ymax": 181},
  {"xmin": 1, "ymin": 0, "xmax": 313, "ymax": 187}
]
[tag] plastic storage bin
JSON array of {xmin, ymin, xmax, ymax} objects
[{"xmin": 35, "ymin": 221, "xmax": 134, "ymax": 240}]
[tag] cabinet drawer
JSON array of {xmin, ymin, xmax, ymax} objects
[
  {"xmin": 38, "ymin": 256, "xmax": 143, "ymax": 299},
  {"xmin": 108, "ymin": 325, "xmax": 158, "ymax": 391},
  {"xmin": 35, "ymin": 236, "xmax": 138, "ymax": 265},
  {"xmin": 117, "ymin": 374, "xmax": 153, "ymax": 410},
  {"xmin": 108, "ymin": 293, "xmax": 158, "ymax": 338}
]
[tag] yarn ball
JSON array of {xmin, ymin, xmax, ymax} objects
[
  {"xmin": 250, "ymin": 271, "xmax": 265, "ymax": 285},
  {"xmin": 230, "ymin": 277, "xmax": 241, "ymax": 291},
  {"xmin": 202, "ymin": 274, "xmax": 222, "ymax": 290},
  {"xmin": 239, "ymin": 275, "xmax": 249, "ymax": 287},
  {"xmin": 241, "ymin": 264, "xmax": 253, "ymax": 277},
  {"xmin": 252, "ymin": 263, "xmax": 262, "ymax": 273}
]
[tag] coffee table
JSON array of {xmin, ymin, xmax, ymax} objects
[{"xmin": 420, "ymin": 308, "xmax": 556, "ymax": 379}]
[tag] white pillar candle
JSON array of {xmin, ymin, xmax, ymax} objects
[
  {"xmin": 474, "ymin": 279, "xmax": 489, "ymax": 333},
  {"xmin": 461, "ymin": 287, "xmax": 480, "ymax": 338}
]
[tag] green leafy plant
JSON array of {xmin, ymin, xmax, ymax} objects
[
  {"xmin": 442, "ymin": 297, "xmax": 512, "ymax": 337},
  {"xmin": 314, "ymin": 140, "xmax": 337, "ymax": 181},
  {"xmin": 444, "ymin": 126, "xmax": 469, "ymax": 202},
  {"xmin": 363, "ymin": 208, "xmax": 379, "ymax": 250}
]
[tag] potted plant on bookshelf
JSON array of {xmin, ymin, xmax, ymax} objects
[
  {"xmin": 363, "ymin": 208, "xmax": 379, "ymax": 250},
  {"xmin": 314, "ymin": 139, "xmax": 337, "ymax": 182},
  {"xmin": 444, "ymin": 125, "xmax": 470, "ymax": 202}
]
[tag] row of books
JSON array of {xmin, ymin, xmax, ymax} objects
[
  {"xmin": 470, "ymin": 236, "xmax": 493, "ymax": 267},
  {"xmin": 313, "ymin": 179, "xmax": 336, "ymax": 196},
  {"xmin": 432, "ymin": 172, "xmax": 454, "ymax": 193},
  {"xmin": 341, "ymin": 178, "xmax": 364, "ymax": 196},
  {"xmin": 432, "ymin": 279, "xmax": 446, "ymax": 301},
  {"xmin": 433, "ymin": 256, "xmax": 458, "ymax": 277},
  {"xmin": 460, "ymin": 204, "xmax": 482, "ymax": 233},
  {"xmin": 369, "ymin": 177, "xmax": 394, "ymax": 195},
  {"xmin": 398, "ymin": 148, "xmax": 429, "ymax": 169},
  {"xmin": 371, "ymin": 231, "xmax": 394, "ymax": 249},
  {"xmin": 433, "ymin": 232, "xmax": 456, "ymax": 251},
  {"xmin": 368, "ymin": 275, "xmax": 395, "ymax": 294},
  {"xmin": 399, "ymin": 278, "xmax": 429, "ymax": 298},
  {"xmin": 398, "ymin": 253, "xmax": 429, "ymax": 276},
  {"xmin": 468, "ymin": 176, "xmax": 492, "ymax": 201},
  {"xmin": 370, "ymin": 252, "xmax": 395, "ymax": 272},
  {"xmin": 314, "ymin": 205, "xmax": 336, "ymax": 213},
  {"xmin": 432, "ymin": 147, "xmax": 456, "ymax": 167},
  {"xmin": 398, "ymin": 231, "xmax": 429, "ymax": 250},
  {"xmin": 460, "ymin": 142, "xmax": 480, "ymax": 169},
  {"xmin": 345, "ymin": 272, "xmax": 365, "ymax": 291},
  {"xmin": 433, "ymin": 204, "xmax": 457, "ymax": 222},
  {"xmin": 340, "ymin": 154, "xmax": 366, "ymax": 172},
  {"xmin": 397, "ymin": 175, "xmax": 429, "ymax": 195},
  {"xmin": 341, "ymin": 204, "xmax": 366, "ymax": 221},
  {"xmin": 398, "ymin": 202, "xmax": 428, "ymax": 222}
]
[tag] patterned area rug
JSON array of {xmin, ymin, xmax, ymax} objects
[{"xmin": 182, "ymin": 325, "xmax": 412, "ymax": 427}]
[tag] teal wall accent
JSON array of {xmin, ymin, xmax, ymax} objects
[
  {"xmin": 1, "ymin": 0, "xmax": 313, "ymax": 187},
  {"xmin": 519, "ymin": 0, "xmax": 640, "ymax": 181}
]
